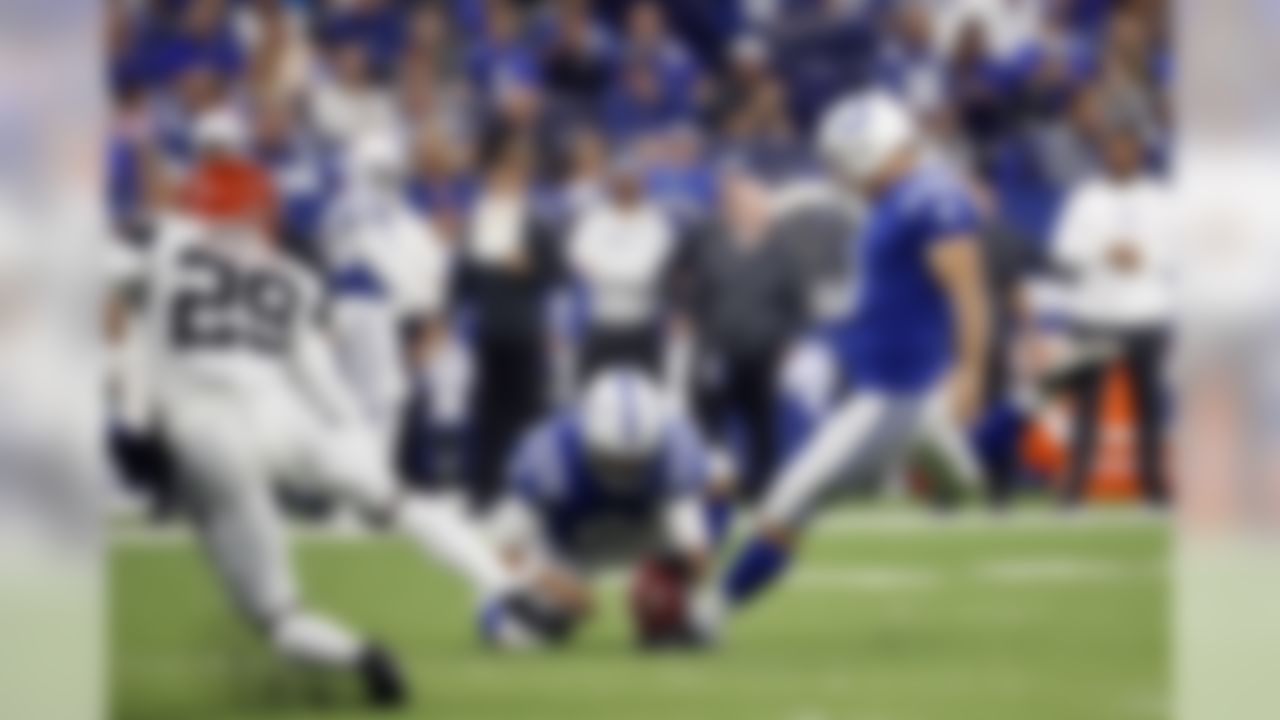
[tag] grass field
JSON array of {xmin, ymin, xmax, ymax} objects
[{"xmin": 112, "ymin": 508, "xmax": 1168, "ymax": 720}]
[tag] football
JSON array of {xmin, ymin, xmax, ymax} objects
[{"xmin": 628, "ymin": 557, "xmax": 690, "ymax": 646}]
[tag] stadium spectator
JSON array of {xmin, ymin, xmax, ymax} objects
[
  {"xmin": 944, "ymin": 18, "xmax": 1014, "ymax": 174},
  {"xmin": 681, "ymin": 171, "xmax": 808, "ymax": 500},
  {"xmin": 567, "ymin": 156, "xmax": 678, "ymax": 379},
  {"xmin": 401, "ymin": 2, "xmax": 467, "ymax": 82},
  {"xmin": 310, "ymin": 38, "xmax": 398, "ymax": 148},
  {"xmin": 875, "ymin": 0, "xmax": 946, "ymax": 119},
  {"xmin": 600, "ymin": 57, "xmax": 692, "ymax": 144},
  {"xmin": 766, "ymin": 0, "xmax": 881, "ymax": 129},
  {"xmin": 458, "ymin": 139, "xmax": 562, "ymax": 509},
  {"xmin": 558, "ymin": 125, "xmax": 610, "ymax": 219},
  {"xmin": 407, "ymin": 123, "xmax": 479, "ymax": 242},
  {"xmin": 719, "ymin": 73, "xmax": 811, "ymax": 182},
  {"xmin": 539, "ymin": 0, "xmax": 616, "ymax": 118},
  {"xmin": 250, "ymin": 97, "xmax": 335, "ymax": 265},
  {"xmin": 105, "ymin": 0, "xmax": 1173, "ymax": 514},
  {"xmin": 639, "ymin": 125, "xmax": 718, "ymax": 226},
  {"xmin": 709, "ymin": 35, "xmax": 773, "ymax": 126},
  {"xmin": 467, "ymin": 0, "xmax": 541, "ymax": 101},
  {"xmin": 1051, "ymin": 120, "xmax": 1172, "ymax": 507},
  {"xmin": 620, "ymin": 1, "xmax": 704, "ymax": 112},
  {"xmin": 317, "ymin": 0, "xmax": 406, "ymax": 77},
  {"xmin": 129, "ymin": 0, "xmax": 245, "ymax": 90}
]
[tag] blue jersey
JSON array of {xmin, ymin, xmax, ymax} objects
[
  {"xmin": 835, "ymin": 165, "xmax": 979, "ymax": 393},
  {"xmin": 507, "ymin": 411, "xmax": 709, "ymax": 559}
]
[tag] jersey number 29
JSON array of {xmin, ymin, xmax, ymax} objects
[{"xmin": 171, "ymin": 246, "xmax": 298, "ymax": 354}]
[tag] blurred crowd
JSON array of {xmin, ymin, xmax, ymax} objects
[{"xmin": 105, "ymin": 0, "xmax": 1173, "ymax": 507}]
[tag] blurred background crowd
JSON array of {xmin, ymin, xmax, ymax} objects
[{"xmin": 104, "ymin": 0, "xmax": 1173, "ymax": 510}]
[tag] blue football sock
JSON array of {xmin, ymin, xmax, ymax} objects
[
  {"xmin": 723, "ymin": 536, "xmax": 791, "ymax": 607},
  {"xmin": 706, "ymin": 497, "xmax": 734, "ymax": 550}
]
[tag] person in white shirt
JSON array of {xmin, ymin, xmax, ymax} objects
[
  {"xmin": 567, "ymin": 159, "xmax": 677, "ymax": 381},
  {"xmin": 1050, "ymin": 121, "xmax": 1173, "ymax": 507},
  {"xmin": 309, "ymin": 40, "xmax": 399, "ymax": 149}
]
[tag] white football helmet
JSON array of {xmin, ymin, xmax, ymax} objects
[
  {"xmin": 579, "ymin": 368, "xmax": 668, "ymax": 460},
  {"xmin": 346, "ymin": 132, "xmax": 408, "ymax": 187},
  {"xmin": 192, "ymin": 107, "xmax": 248, "ymax": 154},
  {"xmin": 816, "ymin": 90, "xmax": 917, "ymax": 185}
]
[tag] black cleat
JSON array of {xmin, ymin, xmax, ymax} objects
[
  {"xmin": 503, "ymin": 592, "xmax": 579, "ymax": 646},
  {"xmin": 357, "ymin": 644, "xmax": 409, "ymax": 709}
]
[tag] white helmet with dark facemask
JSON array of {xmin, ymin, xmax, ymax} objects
[
  {"xmin": 579, "ymin": 367, "xmax": 668, "ymax": 464},
  {"xmin": 345, "ymin": 132, "xmax": 408, "ymax": 192},
  {"xmin": 816, "ymin": 90, "xmax": 917, "ymax": 185}
]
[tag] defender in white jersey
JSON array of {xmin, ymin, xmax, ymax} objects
[
  {"xmin": 121, "ymin": 113, "xmax": 522, "ymax": 706},
  {"xmin": 133, "ymin": 210, "xmax": 411, "ymax": 705}
]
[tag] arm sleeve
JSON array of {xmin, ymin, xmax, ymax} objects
[
  {"xmin": 505, "ymin": 426, "xmax": 562, "ymax": 503},
  {"xmin": 288, "ymin": 282, "xmax": 365, "ymax": 427},
  {"xmin": 920, "ymin": 185, "xmax": 982, "ymax": 246},
  {"xmin": 488, "ymin": 496, "xmax": 546, "ymax": 555},
  {"xmin": 661, "ymin": 496, "xmax": 710, "ymax": 555},
  {"xmin": 662, "ymin": 419, "xmax": 711, "ymax": 497}
]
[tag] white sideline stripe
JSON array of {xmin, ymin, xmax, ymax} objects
[{"xmin": 790, "ymin": 567, "xmax": 940, "ymax": 591}]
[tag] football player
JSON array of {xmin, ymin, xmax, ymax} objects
[
  {"xmin": 484, "ymin": 367, "xmax": 725, "ymax": 649},
  {"xmin": 775, "ymin": 333, "xmax": 985, "ymax": 509},
  {"xmin": 697, "ymin": 91, "xmax": 990, "ymax": 636},
  {"xmin": 122, "ymin": 109, "xmax": 515, "ymax": 706},
  {"xmin": 322, "ymin": 132, "xmax": 468, "ymax": 473}
]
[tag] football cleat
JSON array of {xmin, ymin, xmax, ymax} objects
[
  {"xmin": 480, "ymin": 592, "xmax": 579, "ymax": 650},
  {"xmin": 357, "ymin": 643, "xmax": 409, "ymax": 709}
]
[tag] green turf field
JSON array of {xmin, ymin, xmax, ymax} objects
[{"xmin": 112, "ymin": 509, "xmax": 1168, "ymax": 720}]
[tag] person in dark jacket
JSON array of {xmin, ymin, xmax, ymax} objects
[
  {"xmin": 678, "ymin": 170, "xmax": 808, "ymax": 500},
  {"xmin": 455, "ymin": 139, "xmax": 563, "ymax": 510}
]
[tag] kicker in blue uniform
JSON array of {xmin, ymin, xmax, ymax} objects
[{"xmin": 697, "ymin": 91, "xmax": 991, "ymax": 639}]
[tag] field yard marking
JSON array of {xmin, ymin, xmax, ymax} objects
[
  {"xmin": 788, "ymin": 567, "xmax": 940, "ymax": 592},
  {"xmin": 976, "ymin": 557, "xmax": 1167, "ymax": 584}
]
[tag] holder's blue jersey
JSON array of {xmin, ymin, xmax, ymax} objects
[
  {"xmin": 833, "ymin": 165, "xmax": 980, "ymax": 393},
  {"xmin": 506, "ymin": 411, "xmax": 709, "ymax": 559}
]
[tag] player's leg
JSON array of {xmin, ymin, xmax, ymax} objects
[
  {"xmin": 718, "ymin": 392, "xmax": 924, "ymax": 610},
  {"xmin": 909, "ymin": 387, "xmax": 985, "ymax": 507},
  {"xmin": 690, "ymin": 352, "xmax": 739, "ymax": 539},
  {"xmin": 170, "ymin": 399, "xmax": 406, "ymax": 705},
  {"xmin": 287, "ymin": 414, "xmax": 518, "ymax": 607},
  {"xmin": 481, "ymin": 497, "xmax": 596, "ymax": 649}
]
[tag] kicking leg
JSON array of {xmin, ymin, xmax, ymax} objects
[
  {"xmin": 297, "ymin": 425, "xmax": 517, "ymax": 606},
  {"xmin": 175, "ymin": 403, "xmax": 406, "ymax": 706},
  {"xmin": 719, "ymin": 393, "xmax": 923, "ymax": 610}
]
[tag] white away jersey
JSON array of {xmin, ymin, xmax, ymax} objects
[{"xmin": 138, "ymin": 216, "xmax": 326, "ymax": 403}]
